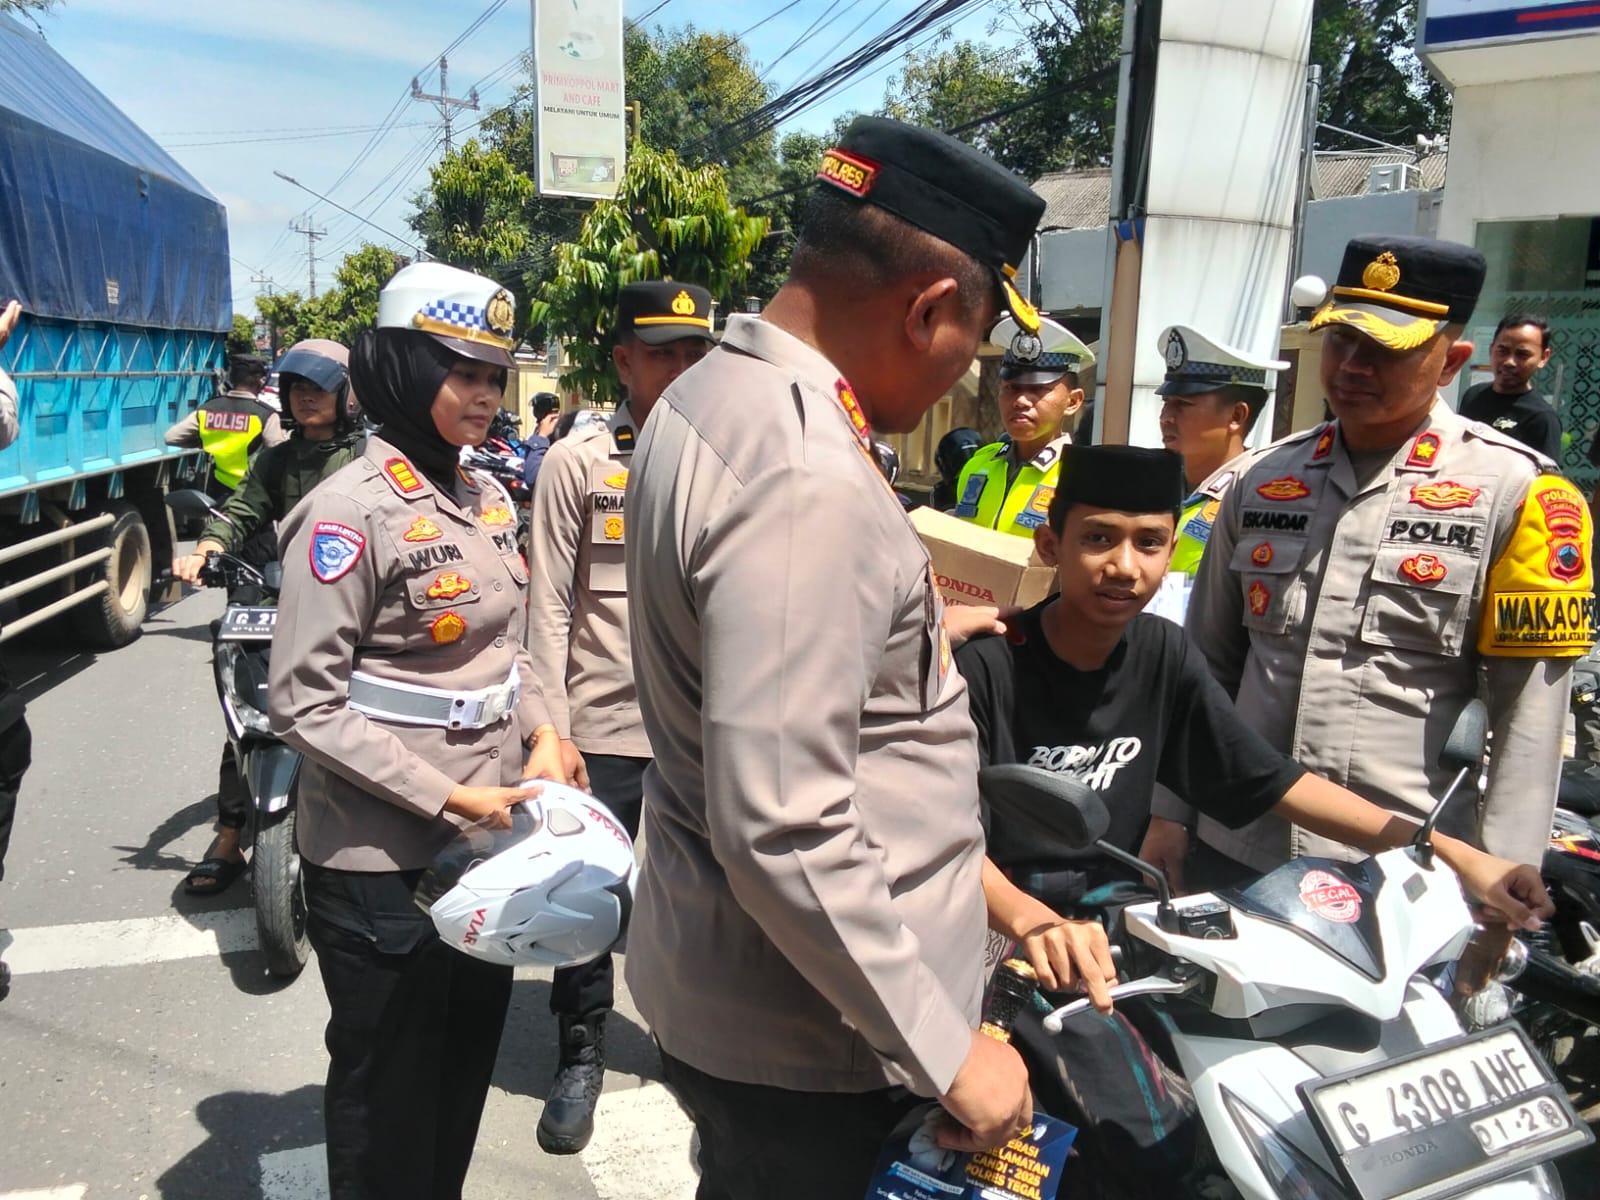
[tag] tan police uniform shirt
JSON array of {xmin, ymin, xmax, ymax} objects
[
  {"xmin": 269, "ymin": 435, "xmax": 553, "ymax": 871},
  {"xmin": 525, "ymin": 404, "xmax": 648, "ymax": 757},
  {"xmin": 1187, "ymin": 403, "xmax": 1588, "ymax": 870},
  {"xmin": 624, "ymin": 314, "xmax": 987, "ymax": 1097}
]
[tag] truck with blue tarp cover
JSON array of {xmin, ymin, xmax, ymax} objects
[{"xmin": 0, "ymin": 13, "xmax": 230, "ymax": 646}]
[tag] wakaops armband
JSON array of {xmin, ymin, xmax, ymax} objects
[{"xmin": 1477, "ymin": 474, "xmax": 1596, "ymax": 657}]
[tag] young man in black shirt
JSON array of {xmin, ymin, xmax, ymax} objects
[
  {"xmin": 958, "ymin": 444, "xmax": 1552, "ymax": 1198},
  {"xmin": 1458, "ymin": 313, "xmax": 1561, "ymax": 462}
]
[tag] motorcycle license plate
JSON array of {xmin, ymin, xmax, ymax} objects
[
  {"xmin": 1299, "ymin": 1024, "xmax": 1590, "ymax": 1200},
  {"xmin": 217, "ymin": 606, "xmax": 278, "ymax": 641}
]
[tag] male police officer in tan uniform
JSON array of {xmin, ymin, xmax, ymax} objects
[
  {"xmin": 624, "ymin": 117, "xmax": 1046, "ymax": 1197},
  {"xmin": 524, "ymin": 280, "xmax": 713, "ymax": 1153},
  {"xmin": 1165, "ymin": 235, "xmax": 1593, "ymax": 890}
]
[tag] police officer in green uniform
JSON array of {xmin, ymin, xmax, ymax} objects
[
  {"xmin": 952, "ymin": 315, "xmax": 1093, "ymax": 537},
  {"xmin": 1157, "ymin": 325, "xmax": 1287, "ymax": 579},
  {"xmin": 165, "ymin": 354, "xmax": 286, "ymax": 497}
]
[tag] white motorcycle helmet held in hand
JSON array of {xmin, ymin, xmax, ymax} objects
[{"xmin": 415, "ymin": 783, "xmax": 637, "ymax": 967}]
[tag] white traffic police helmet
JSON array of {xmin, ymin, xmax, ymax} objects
[{"xmin": 415, "ymin": 783, "xmax": 636, "ymax": 967}]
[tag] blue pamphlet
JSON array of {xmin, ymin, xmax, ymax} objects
[{"xmin": 864, "ymin": 1102, "xmax": 1076, "ymax": 1200}]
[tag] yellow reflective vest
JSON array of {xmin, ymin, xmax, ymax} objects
[
  {"xmin": 198, "ymin": 393, "xmax": 273, "ymax": 490},
  {"xmin": 951, "ymin": 436, "xmax": 1068, "ymax": 538}
]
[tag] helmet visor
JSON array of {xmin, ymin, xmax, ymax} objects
[
  {"xmin": 413, "ymin": 800, "xmax": 543, "ymax": 913},
  {"xmin": 275, "ymin": 346, "xmax": 349, "ymax": 395}
]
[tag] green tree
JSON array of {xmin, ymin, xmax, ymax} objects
[
  {"xmin": 1311, "ymin": 0, "xmax": 1450, "ymax": 144},
  {"xmin": 531, "ymin": 145, "xmax": 768, "ymax": 403},
  {"xmin": 256, "ymin": 291, "xmax": 312, "ymax": 353},
  {"xmin": 412, "ymin": 141, "xmax": 534, "ymax": 277},
  {"xmin": 881, "ymin": 41, "xmax": 1026, "ymax": 164},
  {"xmin": 227, "ymin": 313, "xmax": 257, "ymax": 355},
  {"xmin": 302, "ymin": 243, "xmax": 408, "ymax": 345}
]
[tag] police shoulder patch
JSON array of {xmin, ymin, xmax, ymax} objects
[
  {"xmin": 383, "ymin": 457, "xmax": 424, "ymax": 495},
  {"xmin": 1478, "ymin": 474, "xmax": 1596, "ymax": 658},
  {"xmin": 310, "ymin": 520, "xmax": 367, "ymax": 583}
]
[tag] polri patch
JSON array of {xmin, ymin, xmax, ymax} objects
[
  {"xmin": 384, "ymin": 457, "xmax": 423, "ymax": 494},
  {"xmin": 426, "ymin": 571, "xmax": 472, "ymax": 600},
  {"xmin": 1251, "ymin": 542, "xmax": 1274, "ymax": 566},
  {"xmin": 402, "ymin": 516, "xmax": 443, "ymax": 543},
  {"xmin": 603, "ymin": 515, "xmax": 624, "ymax": 541},
  {"xmin": 1311, "ymin": 426, "xmax": 1335, "ymax": 460},
  {"xmin": 310, "ymin": 521, "xmax": 367, "ymax": 583},
  {"xmin": 479, "ymin": 505, "xmax": 514, "ymax": 528},
  {"xmin": 604, "ymin": 469, "xmax": 629, "ymax": 489},
  {"xmin": 430, "ymin": 611, "xmax": 467, "ymax": 645},
  {"xmin": 1405, "ymin": 432, "xmax": 1442, "ymax": 468}
]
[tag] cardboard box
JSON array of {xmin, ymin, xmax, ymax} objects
[{"xmin": 909, "ymin": 506, "xmax": 1056, "ymax": 609}]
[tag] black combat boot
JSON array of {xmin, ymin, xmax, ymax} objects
[{"xmin": 536, "ymin": 1013, "xmax": 606, "ymax": 1154}]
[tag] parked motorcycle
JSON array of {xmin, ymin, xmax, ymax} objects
[
  {"xmin": 165, "ymin": 489, "xmax": 307, "ymax": 978},
  {"xmin": 981, "ymin": 700, "xmax": 1590, "ymax": 1199}
]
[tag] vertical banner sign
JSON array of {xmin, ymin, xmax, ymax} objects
[{"xmin": 531, "ymin": 0, "xmax": 625, "ymax": 199}]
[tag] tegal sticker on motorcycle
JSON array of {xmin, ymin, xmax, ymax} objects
[
  {"xmin": 310, "ymin": 521, "xmax": 366, "ymax": 583},
  {"xmin": 1299, "ymin": 869, "xmax": 1360, "ymax": 923}
]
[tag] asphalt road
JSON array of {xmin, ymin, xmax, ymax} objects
[{"xmin": 0, "ymin": 584, "xmax": 697, "ymax": 1200}]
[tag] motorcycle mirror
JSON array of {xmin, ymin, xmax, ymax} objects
[
  {"xmin": 1414, "ymin": 698, "xmax": 1490, "ymax": 861},
  {"xmin": 1440, "ymin": 698, "xmax": 1488, "ymax": 772},
  {"xmin": 979, "ymin": 764, "xmax": 1111, "ymax": 850},
  {"xmin": 164, "ymin": 488, "xmax": 221, "ymax": 517}
]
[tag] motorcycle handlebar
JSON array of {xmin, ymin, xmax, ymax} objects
[{"xmin": 1508, "ymin": 942, "xmax": 1600, "ymax": 1028}]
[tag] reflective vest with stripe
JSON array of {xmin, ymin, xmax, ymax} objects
[
  {"xmin": 199, "ymin": 394, "xmax": 271, "ymax": 490},
  {"xmin": 951, "ymin": 437, "xmax": 1067, "ymax": 538}
]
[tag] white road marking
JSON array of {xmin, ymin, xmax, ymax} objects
[
  {"xmin": 259, "ymin": 1145, "xmax": 328, "ymax": 1200},
  {"xmin": 581, "ymin": 1081, "xmax": 700, "ymax": 1200},
  {"xmin": 0, "ymin": 1188, "xmax": 89, "ymax": 1199},
  {"xmin": 0, "ymin": 910, "xmax": 258, "ymax": 975}
]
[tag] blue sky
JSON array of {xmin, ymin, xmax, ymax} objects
[{"xmin": 28, "ymin": 0, "xmax": 1002, "ymax": 318}]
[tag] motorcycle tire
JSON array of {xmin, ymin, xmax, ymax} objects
[{"xmin": 254, "ymin": 807, "xmax": 310, "ymax": 977}]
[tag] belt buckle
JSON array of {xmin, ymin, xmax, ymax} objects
[{"xmin": 448, "ymin": 695, "xmax": 484, "ymax": 730}]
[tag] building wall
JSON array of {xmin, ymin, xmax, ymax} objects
[
  {"xmin": 1297, "ymin": 189, "xmax": 1442, "ymax": 284},
  {"xmin": 1039, "ymin": 227, "xmax": 1112, "ymax": 314}
]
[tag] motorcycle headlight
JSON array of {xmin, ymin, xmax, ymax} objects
[
  {"xmin": 221, "ymin": 653, "xmax": 273, "ymax": 736},
  {"xmin": 1219, "ymin": 1086, "xmax": 1345, "ymax": 1200}
]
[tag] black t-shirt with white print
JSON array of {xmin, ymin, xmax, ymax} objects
[{"xmin": 956, "ymin": 601, "xmax": 1301, "ymax": 894}]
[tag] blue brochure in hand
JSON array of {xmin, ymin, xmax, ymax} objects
[{"xmin": 864, "ymin": 1102, "xmax": 1076, "ymax": 1200}]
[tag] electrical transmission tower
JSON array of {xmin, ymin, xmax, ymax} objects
[
  {"xmin": 291, "ymin": 220, "xmax": 327, "ymax": 298},
  {"xmin": 411, "ymin": 55, "xmax": 480, "ymax": 155}
]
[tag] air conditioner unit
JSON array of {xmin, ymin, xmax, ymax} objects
[{"xmin": 1368, "ymin": 164, "xmax": 1421, "ymax": 194}]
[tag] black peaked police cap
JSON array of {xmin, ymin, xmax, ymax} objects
[
  {"xmin": 616, "ymin": 281, "xmax": 716, "ymax": 346},
  {"xmin": 816, "ymin": 116, "xmax": 1047, "ymax": 333},
  {"xmin": 1309, "ymin": 234, "xmax": 1486, "ymax": 352},
  {"xmin": 1047, "ymin": 445, "xmax": 1186, "ymax": 529}
]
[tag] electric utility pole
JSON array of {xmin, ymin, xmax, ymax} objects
[
  {"xmin": 291, "ymin": 219, "xmax": 326, "ymax": 298},
  {"xmin": 411, "ymin": 54, "xmax": 480, "ymax": 155}
]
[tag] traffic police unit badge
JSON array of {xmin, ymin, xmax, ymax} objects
[{"xmin": 310, "ymin": 520, "xmax": 366, "ymax": 583}]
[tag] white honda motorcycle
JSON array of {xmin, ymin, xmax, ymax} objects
[{"xmin": 981, "ymin": 700, "xmax": 1591, "ymax": 1200}]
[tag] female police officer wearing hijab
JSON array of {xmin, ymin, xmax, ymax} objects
[{"xmin": 268, "ymin": 262, "xmax": 564, "ymax": 1199}]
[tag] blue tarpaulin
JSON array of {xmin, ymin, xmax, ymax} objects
[{"xmin": 0, "ymin": 14, "xmax": 230, "ymax": 331}]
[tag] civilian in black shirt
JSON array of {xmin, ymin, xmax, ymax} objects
[
  {"xmin": 960, "ymin": 445, "xmax": 1554, "ymax": 1198},
  {"xmin": 1458, "ymin": 313, "xmax": 1561, "ymax": 463}
]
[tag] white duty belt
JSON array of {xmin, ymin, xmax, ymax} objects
[{"xmin": 348, "ymin": 664, "xmax": 519, "ymax": 730}]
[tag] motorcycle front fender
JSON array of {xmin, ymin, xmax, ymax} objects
[{"xmin": 243, "ymin": 743, "xmax": 301, "ymax": 815}]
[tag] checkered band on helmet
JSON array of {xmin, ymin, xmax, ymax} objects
[
  {"xmin": 421, "ymin": 298, "xmax": 488, "ymax": 334},
  {"xmin": 1172, "ymin": 361, "xmax": 1267, "ymax": 387}
]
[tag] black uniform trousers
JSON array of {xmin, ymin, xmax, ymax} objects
[
  {"xmin": 304, "ymin": 861, "xmax": 512, "ymax": 1200},
  {"xmin": 548, "ymin": 753, "xmax": 647, "ymax": 1018},
  {"xmin": 0, "ymin": 710, "xmax": 32, "ymax": 882},
  {"xmin": 659, "ymin": 1049, "xmax": 923, "ymax": 1200}
]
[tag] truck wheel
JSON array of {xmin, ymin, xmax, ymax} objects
[
  {"xmin": 254, "ymin": 807, "xmax": 310, "ymax": 978},
  {"xmin": 72, "ymin": 502, "xmax": 151, "ymax": 649}
]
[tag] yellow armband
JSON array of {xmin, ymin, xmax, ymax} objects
[{"xmin": 1477, "ymin": 474, "xmax": 1596, "ymax": 657}]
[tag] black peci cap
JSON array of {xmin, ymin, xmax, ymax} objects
[
  {"xmin": 230, "ymin": 353, "xmax": 267, "ymax": 378},
  {"xmin": 616, "ymin": 281, "xmax": 715, "ymax": 346},
  {"xmin": 816, "ymin": 116, "xmax": 1047, "ymax": 333},
  {"xmin": 1309, "ymin": 234, "xmax": 1486, "ymax": 352},
  {"xmin": 1050, "ymin": 444, "xmax": 1186, "ymax": 524}
]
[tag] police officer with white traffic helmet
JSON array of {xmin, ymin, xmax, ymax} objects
[{"xmin": 269, "ymin": 260, "xmax": 566, "ymax": 1199}]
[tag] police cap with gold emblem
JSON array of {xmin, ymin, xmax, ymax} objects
[
  {"xmin": 617, "ymin": 281, "xmax": 715, "ymax": 346},
  {"xmin": 1048, "ymin": 444, "xmax": 1187, "ymax": 527},
  {"xmin": 1308, "ymin": 234, "xmax": 1486, "ymax": 352},
  {"xmin": 377, "ymin": 261, "xmax": 518, "ymax": 368},
  {"xmin": 1155, "ymin": 325, "xmax": 1287, "ymax": 397},
  {"xmin": 992, "ymin": 314, "xmax": 1095, "ymax": 386},
  {"xmin": 814, "ymin": 116, "xmax": 1047, "ymax": 334}
]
